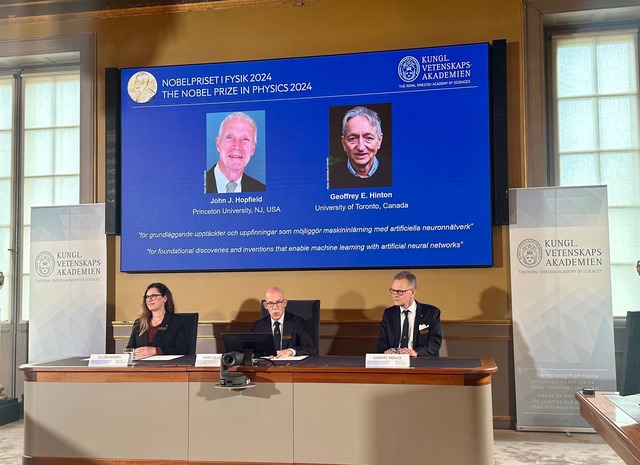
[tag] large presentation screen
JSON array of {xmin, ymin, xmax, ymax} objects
[{"xmin": 120, "ymin": 43, "xmax": 493, "ymax": 272}]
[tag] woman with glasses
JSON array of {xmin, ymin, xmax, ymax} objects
[{"xmin": 126, "ymin": 282, "xmax": 189, "ymax": 359}]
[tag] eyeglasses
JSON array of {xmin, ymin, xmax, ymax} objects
[
  {"xmin": 389, "ymin": 288, "xmax": 414, "ymax": 296},
  {"xmin": 144, "ymin": 293, "xmax": 163, "ymax": 301},
  {"xmin": 264, "ymin": 299, "xmax": 285, "ymax": 308}
]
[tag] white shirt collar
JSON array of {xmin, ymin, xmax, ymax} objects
[
  {"xmin": 214, "ymin": 164, "xmax": 242, "ymax": 193},
  {"xmin": 270, "ymin": 313, "xmax": 285, "ymax": 326},
  {"xmin": 400, "ymin": 300, "xmax": 417, "ymax": 313}
]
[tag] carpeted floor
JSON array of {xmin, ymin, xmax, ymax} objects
[
  {"xmin": 493, "ymin": 429, "xmax": 625, "ymax": 464},
  {"xmin": 0, "ymin": 420, "xmax": 23, "ymax": 465},
  {"xmin": 0, "ymin": 419, "xmax": 627, "ymax": 464}
]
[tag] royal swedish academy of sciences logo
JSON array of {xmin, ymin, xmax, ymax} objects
[
  {"xmin": 35, "ymin": 251, "xmax": 55, "ymax": 277},
  {"xmin": 397, "ymin": 56, "xmax": 420, "ymax": 83},
  {"xmin": 517, "ymin": 239, "xmax": 543, "ymax": 268}
]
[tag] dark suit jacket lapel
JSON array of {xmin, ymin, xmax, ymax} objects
[
  {"xmin": 390, "ymin": 306, "xmax": 402, "ymax": 348},
  {"xmin": 258, "ymin": 317, "xmax": 271, "ymax": 333},
  {"xmin": 413, "ymin": 303, "xmax": 425, "ymax": 343},
  {"xmin": 206, "ymin": 164, "xmax": 219, "ymax": 193},
  {"xmin": 281, "ymin": 315, "xmax": 293, "ymax": 349}
]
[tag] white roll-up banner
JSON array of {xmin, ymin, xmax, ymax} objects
[
  {"xmin": 509, "ymin": 186, "xmax": 616, "ymax": 431},
  {"xmin": 29, "ymin": 204, "xmax": 106, "ymax": 363}
]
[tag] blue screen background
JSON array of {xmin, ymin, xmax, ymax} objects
[{"xmin": 120, "ymin": 43, "xmax": 493, "ymax": 271}]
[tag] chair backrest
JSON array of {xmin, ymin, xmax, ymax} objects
[
  {"xmin": 260, "ymin": 300, "xmax": 320, "ymax": 354},
  {"xmin": 180, "ymin": 312, "xmax": 200, "ymax": 355}
]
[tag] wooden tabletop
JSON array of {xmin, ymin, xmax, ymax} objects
[
  {"xmin": 21, "ymin": 355, "xmax": 497, "ymax": 386},
  {"xmin": 576, "ymin": 391, "xmax": 640, "ymax": 465}
]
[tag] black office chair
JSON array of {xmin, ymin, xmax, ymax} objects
[
  {"xmin": 260, "ymin": 300, "xmax": 320, "ymax": 355},
  {"xmin": 180, "ymin": 312, "xmax": 200, "ymax": 355}
]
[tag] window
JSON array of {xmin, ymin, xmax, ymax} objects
[
  {"xmin": 550, "ymin": 31, "xmax": 640, "ymax": 316},
  {"xmin": 0, "ymin": 35, "xmax": 93, "ymax": 326},
  {"xmin": 0, "ymin": 70, "xmax": 81, "ymax": 322},
  {"xmin": 0, "ymin": 77, "xmax": 13, "ymax": 321}
]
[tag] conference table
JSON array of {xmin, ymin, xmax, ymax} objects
[
  {"xmin": 576, "ymin": 391, "xmax": 640, "ymax": 465},
  {"xmin": 21, "ymin": 355, "xmax": 497, "ymax": 465}
]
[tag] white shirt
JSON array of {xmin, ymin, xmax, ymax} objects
[
  {"xmin": 399, "ymin": 300, "xmax": 418, "ymax": 349},
  {"xmin": 270, "ymin": 313, "xmax": 296, "ymax": 356}
]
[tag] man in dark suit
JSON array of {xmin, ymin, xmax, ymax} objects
[
  {"xmin": 377, "ymin": 270, "xmax": 442, "ymax": 357},
  {"xmin": 205, "ymin": 111, "xmax": 266, "ymax": 193},
  {"xmin": 251, "ymin": 287, "xmax": 316, "ymax": 357}
]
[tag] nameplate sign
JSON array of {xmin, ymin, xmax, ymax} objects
[
  {"xmin": 88, "ymin": 354, "xmax": 130, "ymax": 367},
  {"xmin": 365, "ymin": 353, "xmax": 410, "ymax": 368},
  {"xmin": 195, "ymin": 353, "xmax": 223, "ymax": 367}
]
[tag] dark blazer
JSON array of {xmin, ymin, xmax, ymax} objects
[
  {"xmin": 251, "ymin": 313, "xmax": 317, "ymax": 356},
  {"xmin": 328, "ymin": 159, "xmax": 392, "ymax": 189},
  {"xmin": 126, "ymin": 311, "xmax": 189, "ymax": 355},
  {"xmin": 205, "ymin": 163, "xmax": 266, "ymax": 193},
  {"xmin": 376, "ymin": 301, "xmax": 442, "ymax": 357}
]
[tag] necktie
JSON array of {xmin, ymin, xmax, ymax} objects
[
  {"xmin": 400, "ymin": 310, "xmax": 410, "ymax": 348},
  {"xmin": 225, "ymin": 181, "xmax": 237, "ymax": 193},
  {"xmin": 273, "ymin": 321, "xmax": 281, "ymax": 351}
]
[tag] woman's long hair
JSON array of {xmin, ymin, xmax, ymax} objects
[{"xmin": 137, "ymin": 282, "xmax": 176, "ymax": 336}]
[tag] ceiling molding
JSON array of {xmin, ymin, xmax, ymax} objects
[{"xmin": 0, "ymin": 0, "xmax": 309, "ymax": 23}]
